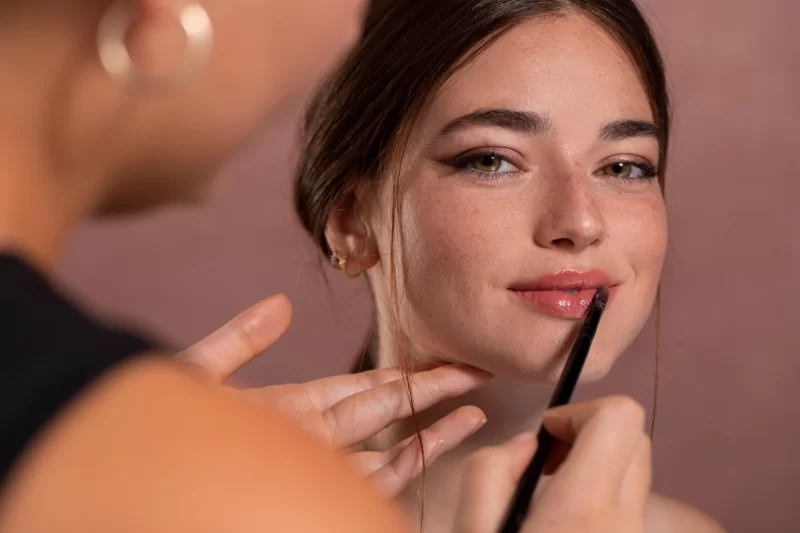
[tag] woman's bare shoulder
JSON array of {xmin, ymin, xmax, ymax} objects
[
  {"xmin": 647, "ymin": 492, "xmax": 726, "ymax": 533},
  {"xmin": 0, "ymin": 356, "xmax": 408, "ymax": 533}
]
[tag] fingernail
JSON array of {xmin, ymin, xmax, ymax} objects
[
  {"xmin": 477, "ymin": 376, "xmax": 494, "ymax": 389},
  {"xmin": 266, "ymin": 292, "xmax": 287, "ymax": 304},
  {"xmin": 465, "ymin": 417, "xmax": 488, "ymax": 438},
  {"xmin": 432, "ymin": 438, "xmax": 446, "ymax": 456},
  {"xmin": 258, "ymin": 293, "xmax": 289, "ymax": 315},
  {"xmin": 510, "ymin": 431, "xmax": 537, "ymax": 444},
  {"xmin": 478, "ymin": 369, "xmax": 495, "ymax": 380}
]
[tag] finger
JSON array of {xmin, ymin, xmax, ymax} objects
[
  {"xmin": 177, "ymin": 294, "xmax": 292, "ymax": 381},
  {"xmin": 454, "ymin": 433, "xmax": 539, "ymax": 533},
  {"xmin": 541, "ymin": 395, "xmax": 646, "ymax": 500},
  {"xmin": 349, "ymin": 406, "xmax": 487, "ymax": 478},
  {"xmin": 365, "ymin": 407, "xmax": 487, "ymax": 498},
  {"xmin": 366, "ymin": 429, "xmax": 443, "ymax": 498},
  {"xmin": 620, "ymin": 433, "xmax": 652, "ymax": 512},
  {"xmin": 324, "ymin": 364, "xmax": 493, "ymax": 448},
  {"xmin": 301, "ymin": 362, "xmax": 445, "ymax": 411}
]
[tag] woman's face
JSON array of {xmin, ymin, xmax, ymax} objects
[{"xmin": 370, "ymin": 15, "xmax": 667, "ymax": 382}]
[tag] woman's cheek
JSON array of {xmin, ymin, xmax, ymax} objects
[
  {"xmin": 630, "ymin": 198, "xmax": 667, "ymax": 275},
  {"xmin": 404, "ymin": 187, "xmax": 514, "ymax": 285}
]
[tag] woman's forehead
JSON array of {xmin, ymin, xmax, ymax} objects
[{"xmin": 421, "ymin": 15, "xmax": 654, "ymax": 134}]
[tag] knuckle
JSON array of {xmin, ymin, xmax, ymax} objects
[
  {"xmin": 322, "ymin": 407, "xmax": 343, "ymax": 434},
  {"xmin": 383, "ymin": 463, "xmax": 404, "ymax": 489},
  {"xmin": 415, "ymin": 371, "xmax": 446, "ymax": 400},
  {"xmin": 230, "ymin": 326, "xmax": 254, "ymax": 358},
  {"xmin": 397, "ymin": 441, "xmax": 425, "ymax": 481},
  {"xmin": 357, "ymin": 372, "xmax": 377, "ymax": 392},
  {"xmin": 368, "ymin": 368, "xmax": 398, "ymax": 389},
  {"xmin": 372, "ymin": 383, "xmax": 404, "ymax": 419},
  {"xmin": 419, "ymin": 429, "xmax": 442, "ymax": 452},
  {"xmin": 385, "ymin": 385, "xmax": 406, "ymax": 416}
]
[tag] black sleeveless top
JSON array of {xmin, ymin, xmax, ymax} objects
[{"xmin": 0, "ymin": 254, "xmax": 155, "ymax": 481}]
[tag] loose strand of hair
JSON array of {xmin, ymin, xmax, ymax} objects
[
  {"xmin": 650, "ymin": 287, "xmax": 661, "ymax": 440},
  {"xmin": 387, "ymin": 141, "xmax": 427, "ymax": 532}
]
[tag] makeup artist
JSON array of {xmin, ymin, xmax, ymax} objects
[{"xmin": 0, "ymin": 1, "xmax": 713, "ymax": 532}]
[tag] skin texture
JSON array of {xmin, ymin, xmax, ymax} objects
[
  {"xmin": 337, "ymin": 14, "xmax": 667, "ymax": 384},
  {"xmin": 327, "ymin": 14, "xmax": 721, "ymax": 533}
]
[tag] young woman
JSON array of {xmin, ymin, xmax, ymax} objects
[{"xmin": 295, "ymin": 0, "xmax": 725, "ymax": 531}]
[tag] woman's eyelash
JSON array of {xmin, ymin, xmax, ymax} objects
[
  {"xmin": 447, "ymin": 151, "xmax": 659, "ymax": 183},
  {"xmin": 600, "ymin": 160, "xmax": 659, "ymax": 181},
  {"xmin": 450, "ymin": 151, "xmax": 520, "ymax": 178}
]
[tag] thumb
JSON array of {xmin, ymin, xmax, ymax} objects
[{"xmin": 177, "ymin": 293, "xmax": 293, "ymax": 381}]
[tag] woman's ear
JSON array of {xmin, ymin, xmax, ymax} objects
[{"xmin": 324, "ymin": 190, "xmax": 379, "ymax": 274}]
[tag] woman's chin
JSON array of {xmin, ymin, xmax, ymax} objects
[{"xmin": 474, "ymin": 347, "xmax": 618, "ymax": 384}]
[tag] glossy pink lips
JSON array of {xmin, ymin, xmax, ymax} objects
[{"xmin": 509, "ymin": 270, "xmax": 618, "ymax": 319}]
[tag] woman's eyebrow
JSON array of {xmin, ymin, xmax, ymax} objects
[
  {"xmin": 437, "ymin": 110, "xmax": 659, "ymax": 145},
  {"xmin": 437, "ymin": 108, "xmax": 552, "ymax": 138},
  {"xmin": 598, "ymin": 119, "xmax": 660, "ymax": 141}
]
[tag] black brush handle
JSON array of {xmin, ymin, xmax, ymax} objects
[{"xmin": 498, "ymin": 287, "xmax": 609, "ymax": 533}]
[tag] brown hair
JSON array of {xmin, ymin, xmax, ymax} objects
[{"xmin": 294, "ymin": 0, "xmax": 670, "ymax": 524}]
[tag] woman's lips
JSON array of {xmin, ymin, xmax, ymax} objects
[{"xmin": 509, "ymin": 270, "xmax": 618, "ymax": 319}]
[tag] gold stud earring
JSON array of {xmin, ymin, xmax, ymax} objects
[
  {"xmin": 330, "ymin": 252, "xmax": 362, "ymax": 279},
  {"xmin": 97, "ymin": 1, "xmax": 214, "ymax": 90}
]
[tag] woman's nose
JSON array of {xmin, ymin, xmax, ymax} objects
[{"xmin": 533, "ymin": 173, "xmax": 607, "ymax": 252}]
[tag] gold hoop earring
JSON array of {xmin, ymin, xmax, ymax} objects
[
  {"xmin": 97, "ymin": 1, "xmax": 214, "ymax": 90},
  {"xmin": 331, "ymin": 253, "xmax": 362, "ymax": 279}
]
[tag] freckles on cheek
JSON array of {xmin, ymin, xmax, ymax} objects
[
  {"xmin": 404, "ymin": 198, "xmax": 463, "ymax": 272},
  {"xmin": 401, "ymin": 190, "xmax": 488, "ymax": 283},
  {"xmin": 624, "ymin": 198, "xmax": 668, "ymax": 278}
]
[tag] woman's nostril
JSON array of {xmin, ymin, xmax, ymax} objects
[{"xmin": 551, "ymin": 238, "xmax": 575, "ymax": 249}]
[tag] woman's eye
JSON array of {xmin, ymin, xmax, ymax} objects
[
  {"xmin": 465, "ymin": 154, "xmax": 518, "ymax": 174},
  {"xmin": 601, "ymin": 161, "xmax": 657, "ymax": 180}
]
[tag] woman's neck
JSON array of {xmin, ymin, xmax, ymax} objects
[
  {"xmin": 372, "ymin": 334, "xmax": 554, "ymax": 531},
  {"xmin": 0, "ymin": 148, "xmax": 92, "ymax": 271},
  {"xmin": 0, "ymin": 27, "xmax": 106, "ymax": 272}
]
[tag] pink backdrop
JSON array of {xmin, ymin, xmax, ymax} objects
[{"xmin": 59, "ymin": 1, "xmax": 800, "ymax": 531}]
